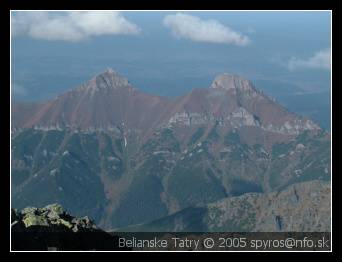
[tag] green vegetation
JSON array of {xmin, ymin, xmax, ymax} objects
[
  {"xmin": 139, "ymin": 155, "xmax": 166, "ymax": 177},
  {"xmin": 268, "ymin": 159, "xmax": 289, "ymax": 189},
  {"xmin": 111, "ymin": 174, "xmax": 167, "ymax": 228},
  {"xmin": 188, "ymin": 127, "xmax": 205, "ymax": 145},
  {"xmin": 230, "ymin": 145, "xmax": 249, "ymax": 161},
  {"xmin": 168, "ymin": 165, "xmax": 227, "ymax": 209},
  {"xmin": 118, "ymin": 207, "xmax": 208, "ymax": 232},
  {"xmin": 115, "ymin": 138, "xmax": 123, "ymax": 154},
  {"xmin": 143, "ymin": 128, "xmax": 180, "ymax": 153},
  {"xmin": 80, "ymin": 133, "xmax": 100, "ymax": 161},
  {"xmin": 32, "ymin": 130, "xmax": 67, "ymax": 172},
  {"xmin": 223, "ymin": 131, "xmax": 250, "ymax": 160},
  {"xmin": 224, "ymin": 131, "xmax": 240, "ymax": 145},
  {"xmin": 271, "ymin": 142, "xmax": 292, "ymax": 158},
  {"xmin": 11, "ymin": 170, "xmax": 30, "ymax": 187},
  {"xmin": 12, "ymin": 129, "xmax": 44, "ymax": 159},
  {"xmin": 40, "ymin": 130, "xmax": 66, "ymax": 152},
  {"xmin": 296, "ymin": 130, "xmax": 310, "ymax": 144},
  {"xmin": 11, "ymin": 124, "xmax": 331, "ymax": 231},
  {"xmin": 229, "ymin": 179, "xmax": 263, "ymax": 196},
  {"xmin": 207, "ymin": 125, "xmax": 220, "ymax": 142},
  {"xmin": 12, "ymin": 130, "xmax": 106, "ymax": 221}
]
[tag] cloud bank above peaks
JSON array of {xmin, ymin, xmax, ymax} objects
[
  {"xmin": 287, "ymin": 48, "xmax": 331, "ymax": 71},
  {"xmin": 11, "ymin": 11, "xmax": 141, "ymax": 42},
  {"xmin": 163, "ymin": 13, "xmax": 250, "ymax": 46}
]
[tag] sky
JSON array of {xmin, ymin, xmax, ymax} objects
[{"xmin": 11, "ymin": 11, "xmax": 331, "ymax": 129}]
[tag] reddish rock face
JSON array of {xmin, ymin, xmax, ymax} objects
[
  {"xmin": 12, "ymin": 70, "xmax": 173, "ymax": 133},
  {"xmin": 12, "ymin": 69, "xmax": 320, "ymax": 137}
]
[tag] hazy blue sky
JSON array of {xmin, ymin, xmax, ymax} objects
[{"xmin": 11, "ymin": 11, "xmax": 331, "ymax": 129}]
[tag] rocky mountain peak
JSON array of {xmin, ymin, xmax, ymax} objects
[
  {"xmin": 210, "ymin": 73, "xmax": 255, "ymax": 92},
  {"xmin": 85, "ymin": 68, "xmax": 131, "ymax": 90}
]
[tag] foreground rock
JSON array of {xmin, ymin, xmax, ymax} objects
[{"xmin": 11, "ymin": 204, "xmax": 129, "ymax": 251}]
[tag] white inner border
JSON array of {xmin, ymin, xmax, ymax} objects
[{"xmin": 9, "ymin": 10, "xmax": 333, "ymax": 253}]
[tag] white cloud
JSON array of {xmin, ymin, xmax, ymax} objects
[
  {"xmin": 287, "ymin": 48, "xmax": 331, "ymax": 71},
  {"xmin": 163, "ymin": 13, "xmax": 250, "ymax": 46},
  {"xmin": 11, "ymin": 11, "xmax": 141, "ymax": 42}
]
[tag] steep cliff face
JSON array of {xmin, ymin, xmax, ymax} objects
[{"xmin": 11, "ymin": 69, "xmax": 330, "ymax": 231}]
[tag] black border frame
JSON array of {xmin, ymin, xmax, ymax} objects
[{"xmin": 4, "ymin": 0, "xmax": 337, "ymax": 255}]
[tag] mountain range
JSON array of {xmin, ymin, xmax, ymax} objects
[{"xmin": 11, "ymin": 69, "xmax": 331, "ymax": 231}]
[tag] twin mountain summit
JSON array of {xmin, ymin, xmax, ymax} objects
[{"xmin": 11, "ymin": 69, "xmax": 330, "ymax": 232}]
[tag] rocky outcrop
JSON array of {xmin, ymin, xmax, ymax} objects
[
  {"xmin": 11, "ymin": 204, "xmax": 128, "ymax": 251},
  {"xmin": 210, "ymin": 73, "xmax": 256, "ymax": 92},
  {"xmin": 131, "ymin": 180, "xmax": 330, "ymax": 232},
  {"xmin": 206, "ymin": 180, "xmax": 331, "ymax": 232},
  {"xmin": 81, "ymin": 68, "xmax": 131, "ymax": 91},
  {"xmin": 12, "ymin": 204, "xmax": 97, "ymax": 232},
  {"xmin": 166, "ymin": 107, "xmax": 319, "ymax": 135}
]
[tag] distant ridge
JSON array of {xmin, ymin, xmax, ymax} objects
[{"xmin": 12, "ymin": 69, "xmax": 320, "ymax": 135}]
